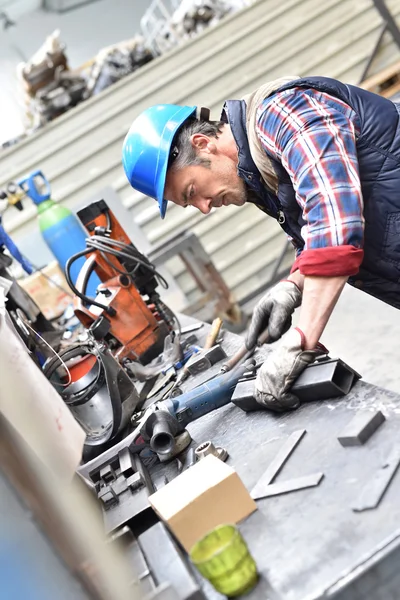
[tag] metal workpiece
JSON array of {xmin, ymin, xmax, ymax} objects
[
  {"xmin": 291, "ymin": 357, "xmax": 361, "ymax": 402},
  {"xmin": 252, "ymin": 473, "xmax": 324, "ymax": 499},
  {"xmin": 352, "ymin": 448, "xmax": 400, "ymax": 512},
  {"xmin": 110, "ymin": 475, "xmax": 129, "ymax": 497},
  {"xmin": 119, "ymin": 446, "xmax": 136, "ymax": 477},
  {"xmin": 231, "ymin": 378, "xmax": 260, "ymax": 412},
  {"xmin": 138, "ymin": 522, "xmax": 207, "ymax": 600},
  {"xmin": 98, "ymin": 485, "xmax": 118, "ymax": 508},
  {"xmin": 194, "ymin": 440, "xmax": 229, "ymax": 462},
  {"xmin": 100, "ymin": 464, "xmax": 117, "ymax": 483},
  {"xmin": 180, "ymin": 323, "xmax": 205, "ymax": 335},
  {"xmin": 251, "ymin": 430, "xmax": 307, "ymax": 499},
  {"xmin": 126, "ymin": 472, "xmax": 143, "ymax": 492},
  {"xmin": 338, "ymin": 410, "xmax": 386, "ymax": 446},
  {"xmin": 231, "ymin": 357, "xmax": 361, "ymax": 412},
  {"xmin": 81, "ymin": 446, "xmax": 154, "ymax": 535}
]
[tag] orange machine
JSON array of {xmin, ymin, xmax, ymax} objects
[{"xmin": 65, "ymin": 200, "xmax": 171, "ymax": 364}]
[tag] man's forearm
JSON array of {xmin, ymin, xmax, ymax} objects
[{"xmin": 294, "ymin": 274, "xmax": 347, "ymax": 349}]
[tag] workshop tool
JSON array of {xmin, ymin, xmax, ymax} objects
[
  {"xmin": 129, "ymin": 332, "xmax": 194, "ymax": 384},
  {"xmin": 168, "ymin": 316, "xmax": 223, "ymax": 396},
  {"xmin": 221, "ymin": 327, "xmax": 270, "ymax": 373},
  {"xmin": 139, "ymin": 360, "xmax": 256, "ymax": 456},
  {"xmin": 66, "ymin": 199, "xmax": 174, "ymax": 364},
  {"xmin": 195, "ymin": 440, "xmax": 228, "ymax": 462},
  {"xmin": 79, "ymin": 358, "xmax": 257, "ymax": 478},
  {"xmin": 352, "ymin": 447, "xmax": 400, "ymax": 512},
  {"xmin": 180, "ymin": 322, "xmax": 204, "ymax": 334},
  {"xmin": 189, "ymin": 524, "xmax": 258, "ymax": 597},
  {"xmin": 17, "ymin": 170, "xmax": 100, "ymax": 295},
  {"xmin": 338, "ymin": 410, "xmax": 385, "ymax": 446},
  {"xmin": 186, "ymin": 344, "xmax": 226, "ymax": 376},
  {"xmin": 231, "ymin": 356, "xmax": 361, "ymax": 411},
  {"xmin": 43, "ymin": 342, "xmax": 140, "ymax": 449}
]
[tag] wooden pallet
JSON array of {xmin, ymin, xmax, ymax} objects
[{"xmin": 360, "ymin": 58, "xmax": 400, "ymax": 98}]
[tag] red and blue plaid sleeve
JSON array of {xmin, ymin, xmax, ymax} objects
[{"xmin": 256, "ymin": 88, "xmax": 364, "ymax": 277}]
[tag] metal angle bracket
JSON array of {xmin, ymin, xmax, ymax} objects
[
  {"xmin": 253, "ymin": 473, "xmax": 324, "ymax": 500},
  {"xmin": 251, "ymin": 429, "xmax": 307, "ymax": 498},
  {"xmin": 251, "ymin": 429, "xmax": 324, "ymax": 500}
]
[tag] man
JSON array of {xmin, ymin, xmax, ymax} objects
[{"xmin": 121, "ymin": 75, "xmax": 400, "ymax": 412}]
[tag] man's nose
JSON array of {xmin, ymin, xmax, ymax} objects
[{"xmin": 195, "ymin": 197, "xmax": 212, "ymax": 214}]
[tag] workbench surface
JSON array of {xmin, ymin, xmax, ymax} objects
[{"xmin": 157, "ymin": 317, "xmax": 400, "ymax": 600}]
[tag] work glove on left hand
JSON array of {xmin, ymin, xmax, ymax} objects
[{"xmin": 255, "ymin": 328, "xmax": 327, "ymax": 412}]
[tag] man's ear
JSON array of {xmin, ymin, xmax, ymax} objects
[{"xmin": 191, "ymin": 133, "xmax": 217, "ymax": 154}]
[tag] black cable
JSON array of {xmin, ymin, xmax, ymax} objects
[
  {"xmin": 65, "ymin": 232, "xmax": 169, "ymax": 323},
  {"xmin": 65, "ymin": 248, "xmax": 115, "ymax": 314},
  {"xmin": 87, "ymin": 236, "xmax": 169, "ymax": 289},
  {"xmin": 88, "ymin": 237, "xmax": 154, "ymax": 270}
]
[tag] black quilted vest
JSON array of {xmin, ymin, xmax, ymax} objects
[{"xmin": 224, "ymin": 76, "xmax": 400, "ymax": 310}]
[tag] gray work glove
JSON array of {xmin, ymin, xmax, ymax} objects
[
  {"xmin": 255, "ymin": 328, "xmax": 327, "ymax": 412},
  {"xmin": 246, "ymin": 280, "xmax": 302, "ymax": 348}
]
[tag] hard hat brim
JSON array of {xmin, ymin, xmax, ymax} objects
[{"xmin": 155, "ymin": 105, "xmax": 197, "ymax": 219}]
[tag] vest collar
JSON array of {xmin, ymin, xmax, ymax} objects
[
  {"xmin": 222, "ymin": 99, "xmax": 284, "ymax": 221},
  {"xmin": 222, "ymin": 99, "xmax": 263, "ymax": 185}
]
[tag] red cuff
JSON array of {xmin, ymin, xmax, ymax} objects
[
  {"xmin": 295, "ymin": 326, "xmax": 329, "ymax": 353},
  {"xmin": 291, "ymin": 246, "xmax": 363, "ymax": 277},
  {"xmin": 290, "ymin": 255, "xmax": 302, "ymax": 274}
]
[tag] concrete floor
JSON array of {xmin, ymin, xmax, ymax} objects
[{"xmin": 244, "ymin": 283, "xmax": 400, "ymax": 395}]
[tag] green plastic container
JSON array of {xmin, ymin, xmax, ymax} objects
[{"xmin": 190, "ymin": 524, "xmax": 258, "ymax": 597}]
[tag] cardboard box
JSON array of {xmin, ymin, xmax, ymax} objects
[
  {"xmin": 149, "ymin": 455, "xmax": 257, "ymax": 552},
  {"xmin": 18, "ymin": 261, "xmax": 73, "ymax": 320}
]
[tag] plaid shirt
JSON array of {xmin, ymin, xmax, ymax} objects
[{"xmin": 256, "ymin": 87, "xmax": 365, "ymax": 277}]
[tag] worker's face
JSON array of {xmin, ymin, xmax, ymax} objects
[{"xmin": 164, "ymin": 136, "xmax": 247, "ymax": 214}]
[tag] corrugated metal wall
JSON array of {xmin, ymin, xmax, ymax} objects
[{"xmin": 1, "ymin": 0, "xmax": 400, "ymax": 305}]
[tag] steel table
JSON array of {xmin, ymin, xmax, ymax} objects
[{"xmin": 153, "ymin": 317, "xmax": 400, "ymax": 600}]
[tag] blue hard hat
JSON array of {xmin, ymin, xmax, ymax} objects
[{"xmin": 122, "ymin": 104, "xmax": 197, "ymax": 219}]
